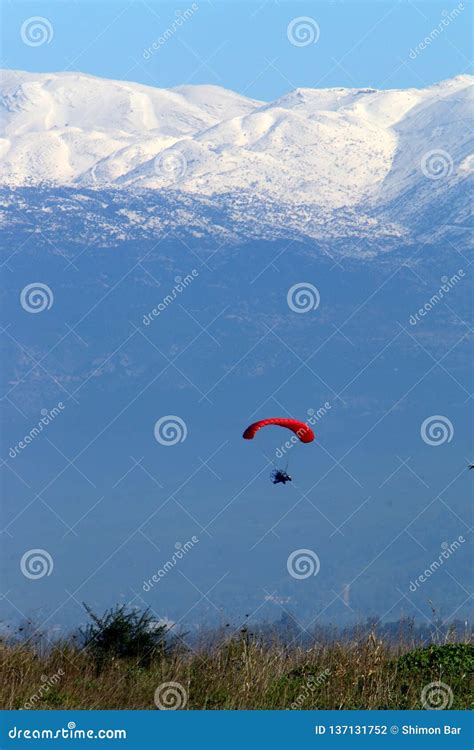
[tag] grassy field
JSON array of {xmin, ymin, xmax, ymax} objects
[{"xmin": 2, "ymin": 634, "xmax": 472, "ymax": 710}]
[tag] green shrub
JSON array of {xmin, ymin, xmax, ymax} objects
[
  {"xmin": 80, "ymin": 603, "xmax": 168, "ymax": 673},
  {"xmin": 395, "ymin": 643, "xmax": 474, "ymax": 709},
  {"xmin": 396, "ymin": 643, "xmax": 473, "ymax": 678}
]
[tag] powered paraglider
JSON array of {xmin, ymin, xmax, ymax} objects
[{"xmin": 242, "ymin": 417, "xmax": 315, "ymax": 485}]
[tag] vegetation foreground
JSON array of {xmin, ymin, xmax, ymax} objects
[
  {"xmin": 2, "ymin": 639, "xmax": 472, "ymax": 711},
  {"xmin": 1, "ymin": 606, "xmax": 472, "ymax": 710}
]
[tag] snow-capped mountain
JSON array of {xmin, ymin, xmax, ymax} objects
[{"xmin": 0, "ymin": 70, "xmax": 472, "ymax": 247}]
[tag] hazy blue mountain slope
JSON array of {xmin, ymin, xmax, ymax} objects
[{"xmin": 1, "ymin": 223, "xmax": 472, "ymax": 632}]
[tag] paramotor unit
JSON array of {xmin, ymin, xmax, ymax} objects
[{"xmin": 271, "ymin": 469, "xmax": 292, "ymax": 485}]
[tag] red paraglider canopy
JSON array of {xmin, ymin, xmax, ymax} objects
[{"xmin": 242, "ymin": 418, "xmax": 314, "ymax": 443}]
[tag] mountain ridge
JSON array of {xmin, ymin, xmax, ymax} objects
[{"xmin": 1, "ymin": 71, "xmax": 472, "ymax": 248}]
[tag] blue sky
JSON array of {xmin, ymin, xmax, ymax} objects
[{"xmin": 3, "ymin": 1, "xmax": 472, "ymax": 99}]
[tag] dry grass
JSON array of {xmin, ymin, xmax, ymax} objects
[{"xmin": 2, "ymin": 633, "xmax": 471, "ymax": 710}]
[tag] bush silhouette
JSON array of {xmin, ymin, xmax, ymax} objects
[{"xmin": 80, "ymin": 603, "xmax": 168, "ymax": 672}]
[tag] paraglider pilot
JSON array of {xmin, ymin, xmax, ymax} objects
[{"xmin": 271, "ymin": 469, "xmax": 292, "ymax": 485}]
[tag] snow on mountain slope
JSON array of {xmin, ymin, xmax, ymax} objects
[
  {"xmin": 0, "ymin": 70, "xmax": 472, "ymax": 244},
  {"xmin": 0, "ymin": 70, "xmax": 261, "ymax": 186},
  {"xmin": 378, "ymin": 77, "xmax": 473, "ymax": 201},
  {"xmin": 0, "ymin": 70, "xmax": 260, "ymax": 137}
]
